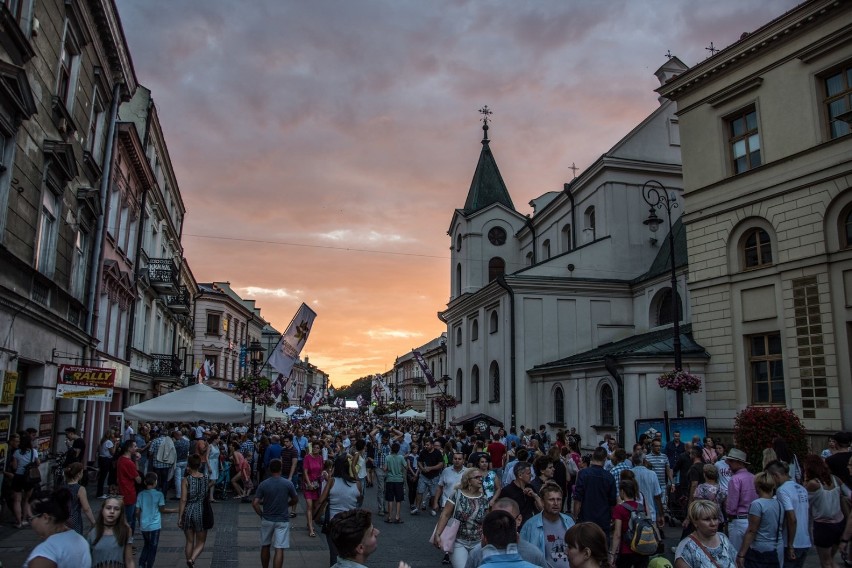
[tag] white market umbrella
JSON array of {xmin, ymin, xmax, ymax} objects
[{"xmin": 123, "ymin": 383, "xmax": 256, "ymax": 423}]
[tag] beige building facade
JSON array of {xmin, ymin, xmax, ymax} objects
[{"xmin": 658, "ymin": 0, "xmax": 852, "ymax": 433}]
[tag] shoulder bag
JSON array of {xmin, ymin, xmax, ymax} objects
[
  {"xmin": 688, "ymin": 534, "xmax": 723, "ymax": 568},
  {"xmin": 202, "ymin": 494, "xmax": 215, "ymax": 530},
  {"xmin": 27, "ymin": 450, "xmax": 41, "ymax": 482},
  {"xmin": 431, "ymin": 490, "xmax": 461, "ymax": 553}
]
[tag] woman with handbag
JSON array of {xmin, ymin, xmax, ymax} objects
[
  {"xmin": 735, "ymin": 473, "xmax": 783, "ymax": 568},
  {"xmin": 11, "ymin": 431, "xmax": 40, "ymax": 528},
  {"xmin": 804, "ymin": 454, "xmax": 847, "ymax": 568},
  {"xmin": 303, "ymin": 440, "xmax": 324, "ymax": 537},
  {"xmin": 178, "ymin": 453, "xmax": 213, "ymax": 567},
  {"xmin": 675, "ymin": 500, "xmax": 737, "ymax": 568},
  {"xmin": 432, "ymin": 468, "xmax": 489, "ymax": 568}
]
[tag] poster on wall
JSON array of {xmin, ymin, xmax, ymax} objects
[
  {"xmin": 56, "ymin": 365, "xmax": 116, "ymax": 402},
  {"xmin": 635, "ymin": 418, "xmax": 668, "ymax": 446},
  {"xmin": 0, "ymin": 414, "xmax": 10, "ymax": 443},
  {"xmin": 1, "ymin": 371, "xmax": 18, "ymax": 405},
  {"xmin": 669, "ymin": 417, "xmax": 708, "ymax": 446},
  {"xmin": 39, "ymin": 412, "xmax": 54, "ymax": 439}
]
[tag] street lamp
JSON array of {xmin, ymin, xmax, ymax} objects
[
  {"xmin": 247, "ymin": 339, "xmax": 265, "ymax": 439},
  {"xmin": 642, "ymin": 179, "xmax": 684, "ymax": 417}
]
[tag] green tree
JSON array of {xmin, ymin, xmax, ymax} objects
[{"xmin": 335, "ymin": 376, "xmax": 372, "ymax": 401}]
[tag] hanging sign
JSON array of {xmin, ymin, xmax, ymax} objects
[{"xmin": 56, "ymin": 365, "xmax": 116, "ymax": 401}]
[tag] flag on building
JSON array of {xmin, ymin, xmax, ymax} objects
[
  {"xmin": 374, "ymin": 374, "xmax": 391, "ymax": 399},
  {"xmin": 311, "ymin": 387, "xmax": 323, "ymax": 407},
  {"xmin": 271, "ymin": 373, "xmax": 287, "ymax": 397},
  {"xmin": 195, "ymin": 359, "xmax": 214, "ymax": 384},
  {"xmin": 356, "ymin": 394, "xmax": 365, "ymax": 407},
  {"xmin": 412, "ymin": 350, "xmax": 437, "ymax": 388},
  {"xmin": 268, "ymin": 303, "xmax": 317, "ymax": 392},
  {"xmin": 303, "ymin": 385, "xmax": 316, "ymax": 407}
]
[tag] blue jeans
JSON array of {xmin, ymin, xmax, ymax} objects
[
  {"xmin": 124, "ymin": 504, "xmax": 136, "ymax": 533},
  {"xmin": 139, "ymin": 529, "xmax": 160, "ymax": 568},
  {"xmin": 174, "ymin": 461, "xmax": 188, "ymax": 498}
]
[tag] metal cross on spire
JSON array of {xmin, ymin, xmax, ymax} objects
[
  {"xmin": 665, "ymin": 50, "xmax": 673, "ymax": 59},
  {"xmin": 705, "ymin": 42, "xmax": 718, "ymax": 57},
  {"xmin": 569, "ymin": 162, "xmax": 579, "ymax": 178},
  {"xmin": 479, "ymin": 105, "xmax": 492, "ymax": 142}
]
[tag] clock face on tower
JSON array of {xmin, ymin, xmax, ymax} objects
[{"xmin": 488, "ymin": 227, "xmax": 507, "ymax": 246}]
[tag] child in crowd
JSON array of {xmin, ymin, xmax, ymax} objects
[{"xmin": 136, "ymin": 472, "xmax": 178, "ymax": 568}]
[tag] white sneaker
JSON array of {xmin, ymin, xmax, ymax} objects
[{"xmin": 431, "ymin": 509, "xmax": 437, "ymax": 517}]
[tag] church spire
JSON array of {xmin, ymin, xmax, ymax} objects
[{"xmin": 463, "ymin": 105, "xmax": 515, "ymax": 214}]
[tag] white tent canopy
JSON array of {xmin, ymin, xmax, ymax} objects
[
  {"xmin": 398, "ymin": 409, "xmax": 427, "ymax": 420},
  {"xmin": 123, "ymin": 383, "xmax": 256, "ymax": 423}
]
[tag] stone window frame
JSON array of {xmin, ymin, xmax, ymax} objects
[
  {"xmin": 747, "ymin": 332, "xmax": 785, "ymax": 406},
  {"xmin": 819, "ymin": 60, "xmax": 852, "ymax": 140},
  {"xmin": 725, "ymin": 105, "xmax": 762, "ymax": 175}
]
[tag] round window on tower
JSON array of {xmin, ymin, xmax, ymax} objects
[{"xmin": 488, "ymin": 227, "xmax": 507, "ymax": 246}]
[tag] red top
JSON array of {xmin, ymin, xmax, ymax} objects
[
  {"xmin": 612, "ymin": 500, "xmax": 640, "ymax": 555},
  {"xmin": 487, "ymin": 442, "xmax": 506, "ymax": 468},
  {"xmin": 117, "ymin": 455, "xmax": 138, "ymax": 505}
]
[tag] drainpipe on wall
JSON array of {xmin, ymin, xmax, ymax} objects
[
  {"xmin": 495, "ymin": 275, "xmax": 516, "ymax": 430},
  {"xmin": 84, "ymin": 82, "xmax": 123, "ymax": 347},
  {"xmin": 564, "ymin": 183, "xmax": 576, "ymax": 251},
  {"xmin": 603, "ymin": 355, "xmax": 626, "ymax": 450}
]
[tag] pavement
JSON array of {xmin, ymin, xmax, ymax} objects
[{"xmin": 0, "ymin": 479, "xmax": 828, "ymax": 568}]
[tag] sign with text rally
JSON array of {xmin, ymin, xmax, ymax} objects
[{"xmin": 56, "ymin": 365, "xmax": 116, "ymax": 402}]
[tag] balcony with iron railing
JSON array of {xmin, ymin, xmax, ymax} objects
[
  {"xmin": 150, "ymin": 354, "xmax": 182, "ymax": 379},
  {"xmin": 167, "ymin": 286, "xmax": 190, "ymax": 313},
  {"xmin": 147, "ymin": 258, "xmax": 179, "ymax": 295}
]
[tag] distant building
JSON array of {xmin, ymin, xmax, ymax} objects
[{"xmin": 658, "ymin": 0, "xmax": 852, "ymax": 434}]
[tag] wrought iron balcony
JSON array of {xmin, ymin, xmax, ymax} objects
[
  {"xmin": 150, "ymin": 354, "xmax": 182, "ymax": 378},
  {"xmin": 167, "ymin": 286, "xmax": 190, "ymax": 313},
  {"xmin": 147, "ymin": 258, "xmax": 179, "ymax": 295}
]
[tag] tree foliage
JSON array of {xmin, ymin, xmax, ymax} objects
[{"xmin": 335, "ymin": 376, "xmax": 372, "ymax": 401}]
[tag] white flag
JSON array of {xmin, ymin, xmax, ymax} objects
[{"xmin": 267, "ymin": 303, "xmax": 317, "ymax": 378}]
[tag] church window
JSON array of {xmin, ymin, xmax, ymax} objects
[
  {"xmin": 488, "ymin": 227, "xmax": 507, "ymax": 246},
  {"xmin": 727, "ymin": 106, "xmax": 761, "ymax": 174},
  {"xmin": 456, "ymin": 263, "xmax": 462, "ymax": 296},
  {"xmin": 471, "ymin": 319, "xmax": 479, "ymax": 341},
  {"xmin": 822, "ymin": 63, "xmax": 852, "ymax": 139},
  {"xmin": 525, "ymin": 251, "xmax": 533, "ymax": 266},
  {"xmin": 600, "ymin": 384, "xmax": 614, "ymax": 426},
  {"xmin": 455, "ymin": 326, "xmax": 462, "ymax": 347},
  {"xmin": 841, "ymin": 204, "xmax": 852, "ymax": 249},
  {"xmin": 562, "ymin": 224, "xmax": 572, "ymax": 251},
  {"xmin": 489, "ymin": 310, "xmax": 498, "ymax": 334},
  {"xmin": 456, "ymin": 233, "xmax": 462, "ymax": 252},
  {"xmin": 456, "ymin": 369, "xmax": 463, "ymax": 403},
  {"xmin": 471, "ymin": 365, "xmax": 480, "ymax": 403},
  {"xmin": 749, "ymin": 333, "xmax": 785, "ymax": 405},
  {"xmin": 584, "ymin": 207, "xmax": 596, "ymax": 240},
  {"xmin": 656, "ymin": 288, "xmax": 683, "ymax": 326},
  {"xmin": 742, "ymin": 228, "xmax": 772, "ymax": 269},
  {"xmin": 542, "ymin": 240, "xmax": 551, "ymax": 260},
  {"xmin": 488, "ymin": 257, "xmax": 505, "ymax": 281},
  {"xmin": 489, "ymin": 361, "xmax": 499, "ymax": 403},
  {"xmin": 554, "ymin": 386, "xmax": 565, "ymax": 425}
]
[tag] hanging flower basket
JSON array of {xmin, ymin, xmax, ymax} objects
[
  {"xmin": 657, "ymin": 370, "xmax": 702, "ymax": 394},
  {"xmin": 232, "ymin": 375, "xmax": 277, "ymax": 407},
  {"xmin": 434, "ymin": 394, "xmax": 458, "ymax": 409}
]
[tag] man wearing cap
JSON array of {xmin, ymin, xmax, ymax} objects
[{"xmin": 724, "ymin": 448, "xmax": 757, "ymax": 551}]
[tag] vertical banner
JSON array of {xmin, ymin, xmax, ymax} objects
[
  {"xmin": 268, "ymin": 303, "xmax": 318, "ymax": 393},
  {"xmin": 302, "ymin": 385, "xmax": 316, "ymax": 407},
  {"xmin": 412, "ymin": 350, "xmax": 437, "ymax": 388},
  {"xmin": 356, "ymin": 394, "xmax": 365, "ymax": 407},
  {"xmin": 1, "ymin": 371, "xmax": 18, "ymax": 405}
]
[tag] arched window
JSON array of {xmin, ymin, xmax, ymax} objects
[
  {"xmin": 656, "ymin": 288, "xmax": 683, "ymax": 326},
  {"xmin": 554, "ymin": 386, "xmax": 565, "ymax": 424},
  {"xmin": 600, "ymin": 384, "xmax": 614, "ymax": 425},
  {"xmin": 471, "ymin": 365, "xmax": 480, "ymax": 403},
  {"xmin": 455, "ymin": 263, "xmax": 462, "ymax": 296},
  {"xmin": 489, "ymin": 310, "xmax": 498, "ymax": 333},
  {"xmin": 542, "ymin": 239, "xmax": 551, "ymax": 260},
  {"xmin": 455, "ymin": 369, "xmax": 463, "ymax": 403},
  {"xmin": 562, "ymin": 224, "xmax": 572, "ymax": 251},
  {"xmin": 455, "ymin": 326, "xmax": 462, "ymax": 346},
  {"xmin": 488, "ymin": 257, "xmax": 505, "ymax": 281},
  {"xmin": 489, "ymin": 361, "xmax": 500, "ymax": 402},
  {"xmin": 456, "ymin": 233, "xmax": 462, "ymax": 252},
  {"xmin": 843, "ymin": 207, "xmax": 852, "ymax": 249},
  {"xmin": 471, "ymin": 319, "xmax": 479, "ymax": 341},
  {"xmin": 742, "ymin": 228, "xmax": 772, "ymax": 269},
  {"xmin": 585, "ymin": 206, "xmax": 596, "ymax": 240},
  {"xmin": 525, "ymin": 251, "xmax": 533, "ymax": 266}
]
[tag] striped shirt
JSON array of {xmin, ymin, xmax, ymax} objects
[
  {"xmin": 645, "ymin": 452, "xmax": 670, "ymax": 488},
  {"xmin": 610, "ymin": 461, "xmax": 631, "ymax": 486}
]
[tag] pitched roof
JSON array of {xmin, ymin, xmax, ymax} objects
[
  {"xmin": 532, "ymin": 323, "xmax": 708, "ymax": 370},
  {"xmin": 463, "ymin": 140, "xmax": 515, "ymax": 214},
  {"xmin": 633, "ymin": 216, "xmax": 687, "ymax": 283}
]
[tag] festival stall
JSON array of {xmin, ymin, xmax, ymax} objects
[{"xmin": 123, "ymin": 383, "xmax": 258, "ymax": 423}]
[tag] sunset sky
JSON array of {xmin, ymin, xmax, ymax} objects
[{"xmin": 116, "ymin": 1, "xmax": 799, "ymax": 387}]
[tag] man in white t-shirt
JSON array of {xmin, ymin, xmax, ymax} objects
[
  {"xmin": 714, "ymin": 448, "xmax": 732, "ymax": 494},
  {"xmin": 123, "ymin": 423, "xmax": 135, "ymax": 443},
  {"xmin": 435, "ymin": 452, "xmax": 466, "ymax": 508},
  {"xmin": 766, "ymin": 460, "xmax": 810, "ymax": 568}
]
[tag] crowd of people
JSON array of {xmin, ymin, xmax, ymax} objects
[{"xmin": 6, "ymin": 411, "xmax": 852, "ymax": 568}]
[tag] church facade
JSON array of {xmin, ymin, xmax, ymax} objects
[{"xmin": 441, "ymin": 62, "xmax": 711, "ymax": 448}]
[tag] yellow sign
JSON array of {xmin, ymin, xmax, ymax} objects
[
  {"xmin": 0, "ymin": 371, "xmax": 18, "ymax": 405},
  {"xmin": 56, "ymin": 383, "xmax": 113, "ymax": 402}
]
